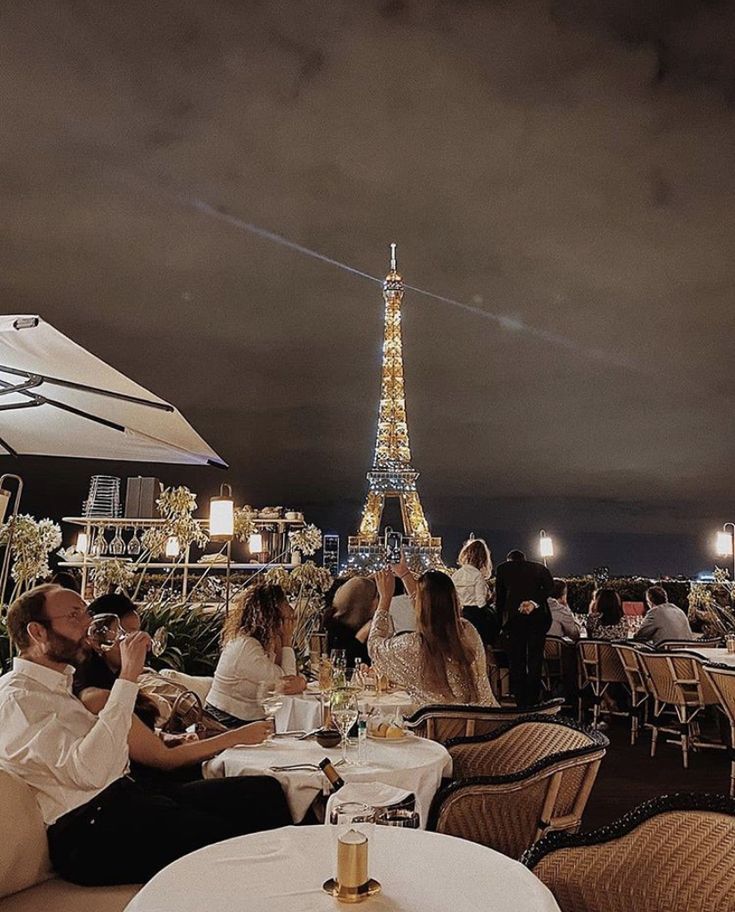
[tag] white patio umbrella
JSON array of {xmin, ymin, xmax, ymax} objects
[{"xmin": 0, "ymin": 315, "xmax": 227, "ymax": 467}]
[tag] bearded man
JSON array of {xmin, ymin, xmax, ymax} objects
[{"xmin": 0, "ymin": 584, "xmax": 291, "ymax": 885}]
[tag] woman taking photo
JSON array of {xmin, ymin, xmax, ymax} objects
[
  {"xmin": 369, "ymin": 562, "xmax": 498, "ymax": 706},
  {"xmin": 451, "ymin": 538, "xmax": 497, "ymax": 644},
  {"xmin": 206, "ymin": 583, "xmax": 306, "ymax": 727}
]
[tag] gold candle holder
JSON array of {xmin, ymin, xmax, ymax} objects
[{"xmin": 323, "ymin": 829, "xmax": 381, "ymax": 903}]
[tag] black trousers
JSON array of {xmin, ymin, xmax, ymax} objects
[
  {"xmin": 47, "ymin": 774, "xmax": 292, "ymax": 886},
  {"xmin": 507, "ymin": 620, "xmax": 547, "ymax": 710}
]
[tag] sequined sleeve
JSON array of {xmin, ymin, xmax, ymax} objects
[{"xmin": 367, "ymin": 607, "xmax": 420, "ymax": 691}]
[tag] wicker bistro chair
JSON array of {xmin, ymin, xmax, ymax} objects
[
  {"xmin": 404, "ymin": 698, "xmax": 564, "ymax": 745},
  {"xmin": 612, "ymin": 642, "xmax": 654, "ymax": 745},
  {"xmin": 427, "ymin": 717, "xmax": 608, "ymax": 859},
  {"xmin": 636, "ymin": 651, "xmax": 720, "ymax": 768},
  {"xmin": 486, "ymin": 646, "xmax": 512, "ymax": 702},
  {"xmin": 577, "ymin": 639, "xmax": 627, "ymax": 729},
  {"xmin": 658, "ymin": 637, "xmax": 722, "ymax": 651},
  {"xmin": 542, "ymin": 636, "xmax": 575, "ymax": 698},
  {"xmin": 702, "ymin": 663, "xmax": 735, "ymax": 796},
  {"xmin": 521, "ymin": 793, "xmax": 735, "ymax": 912}
]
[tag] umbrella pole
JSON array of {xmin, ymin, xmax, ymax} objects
[{"xmin": 0, "ymin": 474, "xmax": 24, "ymax": 605}]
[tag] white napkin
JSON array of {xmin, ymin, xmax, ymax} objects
[{"xmin": 325, "ymin": 781, "xmax": 412, "ymax": 822}]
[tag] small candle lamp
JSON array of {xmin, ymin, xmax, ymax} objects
[{"xmin": 323, "ymin": 828, "xmax": 381, "ymax": 903}]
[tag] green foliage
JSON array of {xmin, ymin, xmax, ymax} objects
[{"xmin": 140, "ymin": 600, "xmax": 224, "ymax": 677}]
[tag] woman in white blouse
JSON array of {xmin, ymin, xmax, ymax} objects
[
  {"xmin": 451, "ymin": 538, "xmax": 497, "ymax": 644},
  {"xmin": 206, "ymin": 583, "xmax": 306, "ymax": 726}
]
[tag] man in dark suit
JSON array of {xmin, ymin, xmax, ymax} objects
[{"xmin": 495, "ymin": 549, "xmax": 554, "ymax": 709}]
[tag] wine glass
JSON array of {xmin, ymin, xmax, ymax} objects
[
  {"xmin": 93, "ymin": 528, "xmax": 108, "ymax": 557},
  {"xmin": 87, "ymin": 613, "xmax": 123, "ymax": 651},
  {"xmin": 330, "ymin": 688, "xmax": 359, "ymax": 766},
  {"xmin": 150, "ymin": 626, "xmax": 168, "ymax": 657},
  {"xmin": 257, "ymin": 681, "xmax": 284, "ymax": 740},
  {"xmin": 87, "ymin": 613, "xmax": 169, "ymax": 658},
  {"xmin": 127, "ymin": 527, "xmax": 142, "ymax": 557},
  {"xmin": 109, "ymin": 527, "xmax": 126, "ymax": 556}
]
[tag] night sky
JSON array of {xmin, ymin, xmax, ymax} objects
[{"xmin": 2, "ymin": 1, "xmax": 735, "ymax": 577}]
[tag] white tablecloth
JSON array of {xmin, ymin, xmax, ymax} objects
[
  {"xmin": 274, "ymin": 693, "xmax": 323, "ymax": 733},
  {"xmin": 683, "ymin": 647, "xmax": 735, "ymax": 666},
  {"xmin": 203, "ymin": 734, "xmax": 451, "ymax": 824},
  {"xmin": 124, "ymin": 825, "xmax": 560, "ymax": 912}
]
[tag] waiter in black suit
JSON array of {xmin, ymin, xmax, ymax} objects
[{"xmin": 495, "ymin": 549, "xmax": 554, "ymax": 709}]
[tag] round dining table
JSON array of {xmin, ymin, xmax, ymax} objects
[
  {"xmin": 202, "ymin": 733, "xmax": 451, "ymax": 825},
  {"xmin": 123, "ymin": 825, "xmax": 561, "ymax": 912}
]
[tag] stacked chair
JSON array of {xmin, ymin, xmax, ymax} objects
[
  {"xmin": 427, "ymin": 716, "xmax": 608, "ymax": 858},
  {"xmin": 403, "ymin": 699, "xmax": 564, "ymax": 745},
  {"xmin": 522, "ymin": 793, "xmax": 735, "ymax": 912}
]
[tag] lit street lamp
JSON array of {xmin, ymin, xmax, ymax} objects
[
  {"xmin": 715, "ymin": 522, "xmax": 735, "ymax": 581},
  {"xmin": 209, "ymin": 483, "xmax": 235, "ymax": 613},
  {"xmin": 539, "ymin": 530, "xmax": 554, "ymax": 568}
]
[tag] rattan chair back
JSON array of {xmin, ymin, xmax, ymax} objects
[
  {"xmin": 404, "ymin": 699, "xmax": 564, "ymax": 744},
  {"xmin": 659, "ymin": 637, "xmax": 722, "ymax": 651},
  {"xmin": 428, "ymin": 717, "xmax": 608, "ymax": 858},
  {"xmin": 612, "ymin": 643, "xmax": 649, "ymax": 700},
  {"xmin": 702, "ymin": 664, "xmax": 735, "ymax": 796},
  {"xmin": 522, "ymin": 793, "xmax": 735, "ymax": 912},
  {"xmin": 448, "ymin": 717, "xmax": 598, "ymax": 779},
  {"xmin": 578, "ymin": 640, "xmax": 626, "ymax": 686},
  {"xmin": 638, "ymin": 652, "xmax": 718, "ymax": 708}
]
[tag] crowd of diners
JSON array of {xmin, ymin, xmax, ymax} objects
[{"xmin": 0, "ymin": 542, "xmax": 702, "ymax": 887}]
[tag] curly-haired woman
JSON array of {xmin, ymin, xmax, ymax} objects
[{"xmin": 205, "ymin": 583, "xmax": 306, "ymax": 727}]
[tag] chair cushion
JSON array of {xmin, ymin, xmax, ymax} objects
[
  {"xmin": 0, "ymin": 878, "xmax": 139, "ymax": 912},
  {"xmin": 0, "ymin": 770, "xmax": 52, "ymax": 898}
]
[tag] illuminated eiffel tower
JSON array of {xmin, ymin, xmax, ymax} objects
[{"xmin": 347, "ymin": 245, "xmax": 442, "ymax": 571}]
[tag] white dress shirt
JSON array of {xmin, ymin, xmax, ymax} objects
[
  {"xmin": 206, "ymin": 636, "xmax": 297, "ymax": 721},
  {"xmin": 452, "ymin": 565, "xmax": 488, "ymax": 607},
  {"xmin": 0, "ymin": 657, "xmax": 138, "ymax": 826}
]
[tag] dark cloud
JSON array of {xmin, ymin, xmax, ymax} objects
[{"xmin": 1, "ymin": 0, "xmax": 734, "ymax": 574}]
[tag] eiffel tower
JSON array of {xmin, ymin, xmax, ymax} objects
[{"xmin": 347, "ymin": 245, "xmax": 442, "ymax": 571}]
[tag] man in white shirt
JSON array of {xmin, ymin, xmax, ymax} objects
[{"xmin": 0, "ymin": 584, "xmax": 291, "ymax": 886}]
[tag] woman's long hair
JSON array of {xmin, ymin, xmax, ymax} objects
[
  {"xmin": 458, "ymin": 539, "xmax": 492, "ymax": 578},
  {"xmin": 593, "ymin": 588, "xmax": 623, "ymax": 627},
  {"xmin": 416, "ymin": 570, "xmax": 480, "ymax": 702},
  {"xmin": 222, "ymin": 583, "xmax": 286, "ymax": 648}
]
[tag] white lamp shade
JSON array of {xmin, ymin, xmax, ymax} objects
[
  {"xmin": 716, "ymin": 531, "xmax": 733, "ymax": 556},
  {"xmin": 248, "ymin": 532, "xmax": 263, "ymax": 553},
  {"xmin": 209, "ymin": 497, "xmax": 234, "ymax": 539},
  {"xmin": 165, "ymin": 536, "xmax": 180, "ymax": 558},
  {"xmin": 76, "ymin": 532, "xmax": 89, "ymax": 554},
  {"xmin": 539, "ymin": 535, "xmax": 554, "ymax": 558}
]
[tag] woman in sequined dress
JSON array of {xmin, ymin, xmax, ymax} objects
[{"xmin": 368, "ymin": 563, "xmax": 498, "ymax": 706}]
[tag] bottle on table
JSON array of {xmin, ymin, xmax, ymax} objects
[{"xmin": 319, "ymin": 758, "xmax": 345, "ymax": 793}]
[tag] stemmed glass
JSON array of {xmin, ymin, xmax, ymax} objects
[
  {"xmin": 93, "ymin": 528, "xmax": 108, "ymax": 557},
  {"xmin": 257, "ymin": 681, "xmax": 284, "ymax": 741},
  {"xmin": 109, "ymin": 527, "xmax": 126, "ymax": 556},
  {"xmin": 87, "ymin": 613, "xmax": 168, "ymax": 657},
  {"xmin": 330, "ymin": 688, "xmax": 359, "ymax": 766},
  {"xmin": 127, "ymin": 527, "xmax": 142, "ymax": 557}
]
